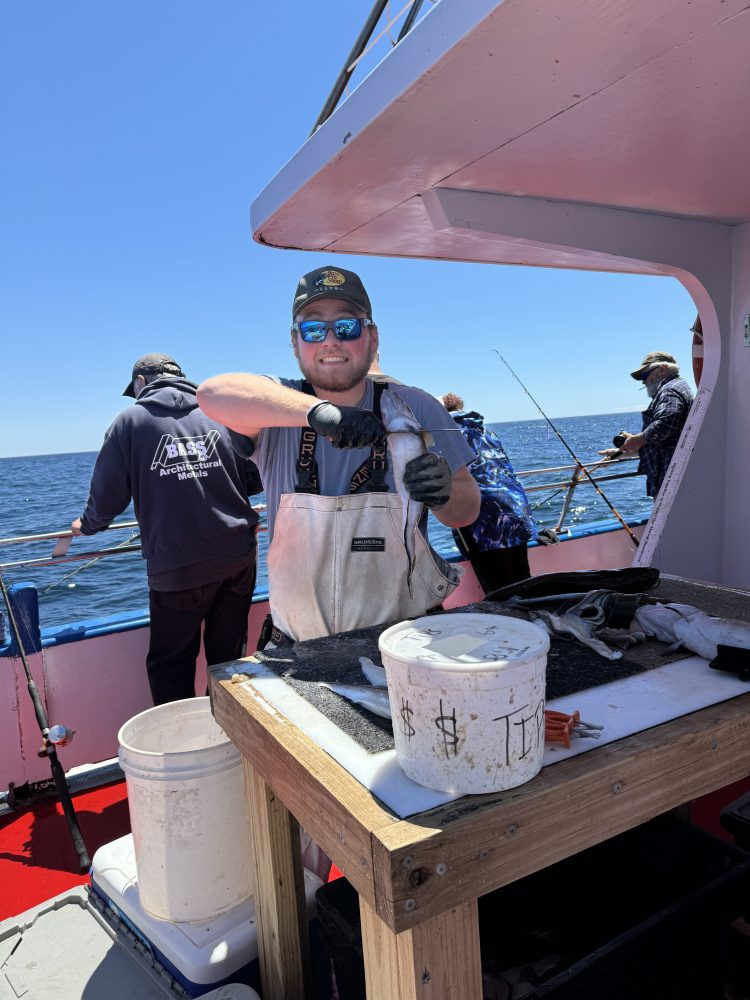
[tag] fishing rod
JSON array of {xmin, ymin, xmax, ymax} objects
[
  {"xmin": 0, "ymin": 571, "xmax": 90, "ymax": 871},
  {"xmin": 531, "ymin": 486, "xmax": 567, "ymax": 511},
  {"xmin": 493, "ymin": 349, "xmax": 640, "ymax": 548}
]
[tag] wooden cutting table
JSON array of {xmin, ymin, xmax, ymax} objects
[{"xmin": 210, "ymin": 620, "xmax": 750, "ymax": 1000}]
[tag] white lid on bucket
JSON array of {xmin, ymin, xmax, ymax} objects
[{"xmin": 378, "ymin": 612, "xmax": 549, "ymax": 672}]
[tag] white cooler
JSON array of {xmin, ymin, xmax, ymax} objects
[{"xmin": 90, "ymin": 834, "xmax": 321, "ymax": 997}]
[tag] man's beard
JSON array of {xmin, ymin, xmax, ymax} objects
[
  {"xmin": 646, "ymin": 380, "xmax": 659, "ymax": 398},
  {"xmin": 298, "ymin": 348, "xmax": 375, "ymax": 393}
]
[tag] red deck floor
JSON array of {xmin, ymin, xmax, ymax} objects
[{"xmin": 0, "ymin": 780, "xmax": 131, "ymax": 922}]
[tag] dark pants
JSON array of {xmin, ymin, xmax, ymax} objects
[
  {"xmin": 459, "ymin": 532, "xmax": 531, "ymax": 596},
  {"xmin": 147, "ymin": 561, "xmax": 257, "ymax": 706}
]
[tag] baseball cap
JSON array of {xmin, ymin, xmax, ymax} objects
[
  {"xmin": 123, "ymin": 353, "xmax": 184, "ymax": 397},
  {"xmin": 292, "ymin": 265, "xmax": 372, "ymax": 320},
  {"xmin": 630, "ymin": 351, "xmax": 677, "ymax": 381}
]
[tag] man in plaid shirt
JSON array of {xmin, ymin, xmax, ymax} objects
[{"xmin": 600, "ymin": 351, "xmax": 693, "ymax": 497}]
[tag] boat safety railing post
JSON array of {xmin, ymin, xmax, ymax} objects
[
  {"xmin": 0, "ymin": 571, "xmax": 90, "ymax": 871},
  {"xmin": 554, "ymin": 464, "xmax": 584, "ymax": 535},
  {"xmin": 309, "ymin": 0, "xmax": 389, "ymax": 135}
]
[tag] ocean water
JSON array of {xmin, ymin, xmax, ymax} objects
[{"xmin": 0, "ymin": 411, "xmax": 651, "ymax": 631}]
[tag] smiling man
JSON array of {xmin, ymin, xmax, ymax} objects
[{"xmin": 198, "ymin": 264, "xmax": 480, "ymax": 646}]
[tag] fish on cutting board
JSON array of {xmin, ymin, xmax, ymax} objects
[
  {"xmin": 320, "ymin": 682, "xmax": 393, "ymax": 719},
  {"xmin": 359, "ymin": 655, "xmax": 387, "ymax": 687}
]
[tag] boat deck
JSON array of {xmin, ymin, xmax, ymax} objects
[{"xmin": 0, "ymin": 779, "xmax": 129, "ymax": 922}]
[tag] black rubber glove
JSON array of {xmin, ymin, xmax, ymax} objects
[
  {"xmin": 307, "ymin": 400, "xmax": 386, "ymax": 449},
  {"xmin": 402, "ymin": 452, "xmax": 452, "ymax": 508}
]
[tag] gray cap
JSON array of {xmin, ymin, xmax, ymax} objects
[
  {"xmin": 630, "ymin": 351, "xmax": 677, "ymax": 381},
  {"xmin": 123, "ymin": 353, "xmax": 184, "ymax": 397}
]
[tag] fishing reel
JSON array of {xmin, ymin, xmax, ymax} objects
[
  {"xmin": 612, "ymin": 431, "xmax": 629, "ymax": 448},
  {"xmin": 48, "ymin": 724, "xmax": 76, "ymax": 747},
  {"xmin": 37, "ymin": 725, "xmax": 76, "ymax": 757}
]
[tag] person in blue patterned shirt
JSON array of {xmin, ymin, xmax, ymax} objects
[
  {"xmin": 441, "ymin": 393, "xmax": 538, "ymax": 595},
  {"xmin": 599, "ymin": 351, "xmax": 693, "ymax": 498}
]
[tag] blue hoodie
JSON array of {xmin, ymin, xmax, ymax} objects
[
  {"xmin": 80, "ymin": 377, "xmax": 261, "ymax": 583},
  {"xmin": 450, "ymin": 410, "xmax": 537, "ymax": 551}
]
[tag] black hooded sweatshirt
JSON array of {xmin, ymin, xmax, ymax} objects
[{"xmin": 79, "ymin": 377, "xmax": 261, "ymax": 587}]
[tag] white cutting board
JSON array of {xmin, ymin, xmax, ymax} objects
[{"xmin": 214, "ymin": 656, "xmax": 749, "ymax": 819}]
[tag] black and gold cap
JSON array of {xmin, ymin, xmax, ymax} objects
[{"xmin": 292, "ymin": 266, "xmax": 372, "ymax": 320}]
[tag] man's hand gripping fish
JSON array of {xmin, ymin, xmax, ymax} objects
[{"xmin": 380, "ymin": 390, "xmax": 434, "ymax": 596}]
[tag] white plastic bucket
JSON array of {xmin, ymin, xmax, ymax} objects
[
  {"xmin": 379, "ymin": 613, "xmax": 549, "ymax": 795},
  {"xmin": 118, "ymin": 696, "xmax": 254, "ymax": 922}
]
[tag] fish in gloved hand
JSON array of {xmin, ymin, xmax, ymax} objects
[{"xmin": 380, "ymin": 389, "xmax": 452, "ymax": 596}]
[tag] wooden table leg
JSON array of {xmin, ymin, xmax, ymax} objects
[
  {"xmin": 242, "ymin": 758, "xmax": 312, "ymax": 1000},
  {"xmin": 359, "ymin": 896, "xmax": 483, "ymax": 999}
]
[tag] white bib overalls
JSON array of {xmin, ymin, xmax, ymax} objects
[{"xmin": 267, "ymin": 490, "xmax": 459, "ymax": 642}]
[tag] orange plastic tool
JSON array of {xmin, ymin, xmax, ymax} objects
[{"xmin": 544, "ymin": 709, "xmax": 603, "ymax": 747}]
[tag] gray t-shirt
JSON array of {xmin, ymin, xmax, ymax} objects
[{"xmin": 241, "ymin": 378, "xmax": 475, "ymax": 542}]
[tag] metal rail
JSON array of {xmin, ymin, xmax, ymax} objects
[
  {"xmin": 0, "ymin": 461, "xmax": 640, "ymax": 571},
  {"xmin": 514, "ymin": 457, "xmax": 638, "ymax": 479},
  {"xmin": 526, "ymin": 470, "xmax": 640, "ymax": 493},
  {"xmin": 517, "ymin": 457, "xmax": 642, "ymax": 537},
  {"xmin": 0, "ymin": 521, "xmax": 139, "ymax": 547},
  {"xmin": 521, "ymin": 457, "xmax": 639, "ymax": 493},
  {"xmin": 1, "ymin": 544, "xmax": 144, "ymax": 572},
  {"xmin": 0, "ymin": 505, "xmax": 268, "ymax": 572}
]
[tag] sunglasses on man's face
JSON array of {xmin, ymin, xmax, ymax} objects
[{"xmin": 292, "ymin": 317, "xmax": 374, "ymax": 342}]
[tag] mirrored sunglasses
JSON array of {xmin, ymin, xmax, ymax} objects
[{"xmin": 292, "ymin": 318, "xmax": 374, "ymax": 342}]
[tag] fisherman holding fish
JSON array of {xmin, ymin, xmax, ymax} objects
[{"xmin": 199, "ymin": 265, "xmax": 480, "ymax": 646}]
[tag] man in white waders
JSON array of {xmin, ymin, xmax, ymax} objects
[{"xmin": 198, "ymin": 265, "xmax": 481, "ymax": 647}]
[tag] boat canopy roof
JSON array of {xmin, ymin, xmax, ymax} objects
[{"xmin": 252, "ymin": 0, "xmax": 750, "ymax": 274}]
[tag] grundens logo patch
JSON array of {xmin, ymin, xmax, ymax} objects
[{"xmin": 351, "ymin": 537, "xmax": 386, "ymax": 553}]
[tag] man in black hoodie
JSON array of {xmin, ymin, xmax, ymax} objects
[{"xmin": 72, "ymin": 353, "xmax": 262, "ymax": 705}]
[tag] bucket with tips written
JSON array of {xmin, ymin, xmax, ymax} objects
[{"xmin": 378, "ymin": 613, "xmax": 549, "ymax": 795}]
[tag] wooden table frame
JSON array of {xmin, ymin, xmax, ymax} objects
[{"xmin": 211, "ymin": 663, "xmax": 750, "ymax": 1000}]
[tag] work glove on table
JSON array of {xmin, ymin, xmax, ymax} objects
[
  {"xmin": 403, "ymin": 453, "xmax": 452, "ymax": 508},
  {"xmin": 307, "ymin": 401, "xmax": 386, "ymax": 449}
]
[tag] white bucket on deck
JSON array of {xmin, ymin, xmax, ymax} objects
[
  {"xmin": 118, "ymin": 696, "xmax": 254, "ymax": 922},
  {"xmin": 378, "ymin": 613, "xmax": 549, "ymax": 795}
]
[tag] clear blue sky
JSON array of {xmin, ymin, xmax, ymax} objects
[{"xmin": 1, "ymin": 2, "xmax": 697, "ymax": 459}]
